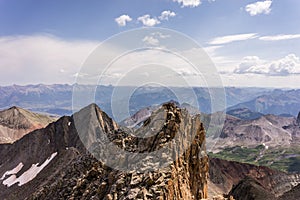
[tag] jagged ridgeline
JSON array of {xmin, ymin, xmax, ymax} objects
[{"xmin": 0, "ymin": 102, "xmax": 209, "ymax": 200}]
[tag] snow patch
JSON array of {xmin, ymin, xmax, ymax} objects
[
  {"xmin": 262, "ymin": 143, "xmax": 269, "ymax": 150},
  {"xmin": 2, "ymin": 152, "xmax": 57, "ymax": 187},
  {"xmin": 1, "ymin": 163, "xmax": 24, "ymax": 180}
]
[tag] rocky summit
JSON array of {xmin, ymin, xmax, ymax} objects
[{"xmin": 0, "ymin": 102, "xmax": 209, "ymax": 200}]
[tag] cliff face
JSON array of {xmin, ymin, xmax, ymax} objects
[
  {"xmin": 164, "ymin": 103, "xmax": 208, "ymax": 199},
  {"xmin": 297, "ymin": 111, "xmax": 300, "ymax": 126},
  {"xmin": 0, "ymin": 103, "xmax": 208, "ymax": 200}
]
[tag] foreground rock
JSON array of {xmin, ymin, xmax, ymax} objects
[{"xmin": 0, "ymin": 103, "xmax": 208, "ymax": 200}]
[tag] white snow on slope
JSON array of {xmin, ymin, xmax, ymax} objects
[
  {"xmin": 2, "ymin": 152, "xmax": 57, "ymax": 187},
  {"xmin": 0, "ymin": 163, "xmax": 24, "ymax": 180}
]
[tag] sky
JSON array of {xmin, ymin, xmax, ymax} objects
[{"xmin": 0, "ymin": 0, "xmax": 300, "ymax": 87}]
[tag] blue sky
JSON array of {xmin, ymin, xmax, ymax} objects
[{"xmin": 0, "ymin": 0, "xmax": 300, "ymax": 87}]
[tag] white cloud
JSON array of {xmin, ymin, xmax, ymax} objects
[
  {"xmin": 203, "ymin": 45, "xmax": 240, "ymax": 74},
  {"xmin": 203, "ymin": 45, "xmax": 223, "ymax": 55},
  {"xmin": 142, "ymin": 32, "xmax": 171, "ymax": 46},
  {"xmin": 245, "ymin": 0, "xmax": 272, "ymax": 16},
  {"xmin": 234, "ymin": 56, "xmax": 267, "ymax": 74},
  {"xmin": 259, "ymin": 34, "xmax": 300, "ymax": 41},
  {"xmin": 142, "ymin": 32, "xmax": 171, "ymax": 47},
  {"xmin": 234, "ymin": 54, "xmax": 300, "ymax": 76},
  {"xmin": 0, "ymin": 35, "xmax": 98, "ymax": 85},
  {"xmin": 177, "ymin": 68, "xmax": 200, "ymax": 76},
  {"xmin": 151, "ymin": 32, "xmax": 170, "ymax": 39},
  {"xmin": 173, "ymin": 0, "xmax": 201, "ymax": 8},
  {"xmin": 143, "ymin": 36, "xmax": 160, "ymax": 46},
  {"xmin": 137, "ymin": 15, "xmax": 160, "ymax": 27},
  {"xmin": 159, "ymin": 10, "xmax": 176, "ymax": 20},
  {"xmin": 115, "ymin": 15, "xmax": 132, "ymax": 26},
  {"xmin": 209, "ymin": 33, "xmax": 258, "ymax": 45}
]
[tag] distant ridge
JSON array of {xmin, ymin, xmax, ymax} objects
[{"xmin": 228, "ymin": 89, "xmax": 300, "ymax": 116}]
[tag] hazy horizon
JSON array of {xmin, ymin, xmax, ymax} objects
[{"xmin": 1, "ymin": 83, "xmax": 300, "ymax": 90}]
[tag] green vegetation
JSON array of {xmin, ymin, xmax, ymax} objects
[{"xmin": 209, "ymin": 145, "xmax": 300, "ymax": 173}]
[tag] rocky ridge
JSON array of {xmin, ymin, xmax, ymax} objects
[{"xmin": 0, "ymin": 102, "xmax": 209, "ymax": 200}]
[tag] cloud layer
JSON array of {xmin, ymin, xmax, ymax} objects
[
  {"xmin": 245, "ymin": 0, "xmax": 272, "ymax": 16},
  {"xmin": 208, "ymin": 33, "xmax": 300, "ymax": 45},
  {"xmin": 259, "ymin": 34, "xmax": 300, "ymax": 41},
  {"xmin": 209, "ymin": 33, "xmax": 258, "ymax": 45},
  {"xmin": 0, "ymin": 35, "xmax": 98, "ymax": 85},
  {"xmin": 234, "ymin": 54, "xmax": 300, "ymax": 76}
]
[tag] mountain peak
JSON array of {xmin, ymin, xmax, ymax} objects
[
  {"xmin": 0, "ymin": 107, "xmax": 55, "ymax": 143},
  {"xmin": 6, "ymin": 106, "xmax": 24, "ymax": 113},
  {"xmin": 8, "ymin": 105, "xmax": 19, "ymax": 110}
]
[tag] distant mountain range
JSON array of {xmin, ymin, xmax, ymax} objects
[
  {"xmin": 228, "ymin": 89, "xmax": 300, "ymax": 116},
  {"xmin": 0, "ymin": 84, "xmax": 280, "ymax": 117}
]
